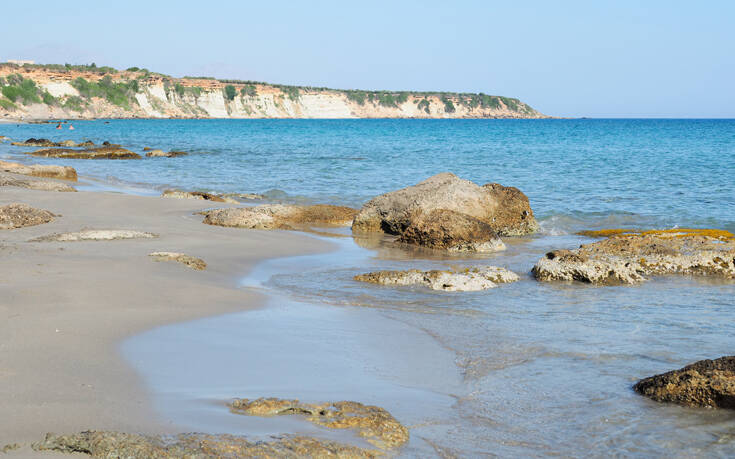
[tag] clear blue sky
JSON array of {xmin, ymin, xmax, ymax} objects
[{"xmin": 2, "ymin": 0, "xmax": 733, "ymax": 117}]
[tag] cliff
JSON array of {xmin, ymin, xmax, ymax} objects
[{"xmin": 0, "ymin": 63, "xmax": 547, "ymax": 120}]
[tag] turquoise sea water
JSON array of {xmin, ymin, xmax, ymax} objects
[{"xmin": 3, "ymin": 119, "xmax": 735, "ymax": 457}]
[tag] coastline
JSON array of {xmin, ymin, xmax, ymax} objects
[{"xmin": 0, "ymin": 183, "xmax": 334, "ymax": 455}]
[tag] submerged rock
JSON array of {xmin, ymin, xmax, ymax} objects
[
  {"xmin": 397, "ymin": 209, "xmax": 506, "ymax": 252},
  {"xmin": 149, "ymin": 252, "xmax": 206, "ymax": 270},
  {"xmin": 354, "ymin": 266, "xmax": 519, "ymax": 291},
  {"xmin": 0, "ymin": 160, "xmax": 78, "ymax": 181},
  {"xmin": 0, "ymin": 173, "xmax": 77, "ymax": 192},
  {"xmin": 352, "ymin": 172, "xmax": 538, "ymax": 237},
  {"xmin": 633, "ymin": 356, "xmax": 735, "ymax": 409},
  {"xmin": 533, "ymin": 229, "xmax": 735, "ymax": 285},
  {"xmin": 146, "ymin": 149, "xmax": 187, "ymax": 158},
  {"xmin": 203, "ymin": 204, "xmax": 358, "ymax": 230},
  {"xmin": 0, "ymin": 203, "xmax": 56, "ymax": 229},
  {"xmin": 161, "ymin": 189, "xmax": 238, "ymax": 204},
  {"xmin": 33, "ymin": 431, "xmax": 376, "ymax": 458},
  {"xmin": 230, "ymin": 398, "xmax": 409, "ymax": 449},
  {"xmin": 27, "ymin": 146, "xmax": 141, "ymax": 159},
  {"xmin": 31, "ymin": 230, "xmax": 157, "ymax": 242}
]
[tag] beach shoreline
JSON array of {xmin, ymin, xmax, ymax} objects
[{"xmin": 0, "ymin": 182, "xmax": 334, "ymax": 455}]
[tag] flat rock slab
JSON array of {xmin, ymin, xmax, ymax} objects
[
  {"xmin": 0, "ymin": 203, "xmax": 56, "ymax": 229},
  {"xmin": 149, "ymin": 252, "xmax": 206, "ymax": 270},
  {"xmin": 533, "ymin": 229, "xmax": 735, "ymax": 285},
  {"xmin": 31, "ymin": 230, "xmax": 158, "ymax": 242},
  {"xmin": 634, "ymin": 356, "xmax": 735, "ymax": 409},
  {"xmin": 203, "ymin": 204, "xmax": 358, "ymax": 230},
  {"xmin": 27, "ymin": 146, "xmax": 141, "ymax": 160},
  {"xmin": 33, "ymin": 431, "xmax": 376, "ymax": 458},
  {"xmin": 355, "ymin": 266, "xmax": 519, "ymax": 291},
  {"xmin": 0, "ymin": 173, "xmax": 76, "ymax": 192},
  {"xmin": 0, "ymin": 160, "xmax": 78, "ymax": 181},
  {"xmin": 230, "ymin": 398, "xmax": 409, "ymax": 450},
  {"xmin": 146, "ymin": 150, "xmax": 187, "ymax": 157},
  {"xmin": 162, "ymin": 189, "xmax": 238, "ymax": 204}
]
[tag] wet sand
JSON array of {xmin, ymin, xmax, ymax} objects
[{"xmin": 0, "ymin": 180, "xmax": 332, "ymax": 456}]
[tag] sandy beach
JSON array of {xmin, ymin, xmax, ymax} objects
[{"xmin": 0, "ymin": 179, "xmax": 331, "ymax": 456}]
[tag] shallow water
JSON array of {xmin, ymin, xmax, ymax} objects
[{"xmin": 3, "ymin": 119, "xmax": 734, "ymax": 456}]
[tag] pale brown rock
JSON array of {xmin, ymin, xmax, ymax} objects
[
  {"xmin": 0, "ymin": 203, "xmax": 56, "ymax": 229},
  {"xmin": 28, "ymin": 146, "xmax": 141, "ymax": 159},
  {"xmin": 11, "ymin": 138, "xmax": 57, "ymax": 147},
  {"xmin": 0, "ymin": 160, "xmax": 77, "ymax": 181},
  {"xmin": 149, "ymin": 252, "xmax": 206, "ymax": 270},
  {"xmin": 355, "ymin": 266, "xmax": 519, "ymax": 291},
  {"xmin": 533, "ymin": 230, "xmax": 735, "ymax": 285},
  {"xmin": 352, "ymin": 172, "xmax": 538, "ymax": 238},
  {"xmin": 31, "ymin": 230, "xmax": 157, "ymax": 242},
  {"xmin": 634, "ymin": 356, "xmax": 735, "ymax": 409},
  {"xmin": 230, "ymin": 398, "xmax": 409, "ymax": 449},
  {"xmin": 161, "ymin": 189, "xmax": 238, "ymax": 204},
  {"xmin": 0, "ymin": 173, "xmax": 77, "ymax": 192},
  {"xmin": 33, "ymin": 431, "xmax": 376, "ymax": 458},
  {"xmin": 397, "ymin": 209, "xmax": 506, "ymax": 252},
  {"xmin": 146, "ymin": 150, "xmax": 187, "ymax": 157},
  {"xmin": 202, "ymin": 204, "xmax": 358, "ymax": 230}
]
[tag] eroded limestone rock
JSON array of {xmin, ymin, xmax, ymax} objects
[
  {"xmin": 146, "ymin": 150, "xmax": 187, "ymax": 158},
  {"xmin": 352, "ymin": 172, "xmax": 538, "ymax": 237},
  {"xmin": 33, "ymin": 431, "xmax": 376, "ymax": 458},
  {"xmin": 31, "ymin": 230, "xmax": 157, "ymax": 242},
  {"xmin": 0, "ymin": 173, "xmax": 77, "ymax": 192},
  {"xmin": 0, "ymin": 203, "xmax": 56, "ymax": 229},
  {"xmin": 397, "ymin": 209, "xmax": 506, "ymax": 252},
  {"xmin": 354, "ymin": 266, "xmax": 519, "ymax": 291},
  {"xmin": 634, "ymin": 356, "xmax": 735, "ymax": 409},
  {"xmin": 162, "ymin": 189, "xmax": 238, "ymax": 204},
  {"xmin": 0, "ymin": 160, "xmax": 77, "ymax": 181},
  {"xmin": 203, "ymin": 204, "xmax": 358, "ymax": 230},
  {"xmin": 230, "ymin": 398, "xmax": 409, "ymax": 450},
  {"xmin": 27, "ymin": 145, "xmax": 141, "ymax": 159},
  {"xmin": 149, "ymin": 252, "xmax": 206, "ymax": 270},
  {"xmin": 533, "ymin": 229, "xmax": 735, "ymax": 285}
]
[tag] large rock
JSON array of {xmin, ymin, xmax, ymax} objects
[
  {"xmin": 0, "ymin": 173, "xmax": 77, "ymax": 192},
  {"xmin": 230, "ymin": 398, "xmax": 408, "ymax": 450},
  {"xmin": 161, "ymin": 189, "xmax": 238, "ymax": 204},
  {"xmin": 354, "ymin": 266, "xmax": 519, "ymax": 291},
  {"xmin": 633, "ymin": 356, "xmax": 735, "ymax": 409},
  {"xmin": 33, "ymin": 431, "xmax": 376, "ymax": 458},
  {"xmin": 202, "ymin": 204, "xmax": 358, "ymax": 230},
  {"xmin": 533, "ymin": 229, "xmax": 735, "ymax": 285},
  {"xmin": 0, "ymin": 160, "xmax": 77, "ymax": 181},
  {"xmin": 27, "ymin": 146, "xmax": 141, "ymax": 159},
  {"xmin": 397, "ymin": 209, "xmax": 506, "ymax": 252},
  {"xmin": 352, "ymin": 172, "xmax": 537, "ymax": 237},
  {"xmin": 0, "ymin": 203, "xmax": 56, "ymax": 229}
]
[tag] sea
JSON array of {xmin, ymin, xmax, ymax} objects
[{"xmin": 2, "ymin": 119, "xmax": 734, "ymax": 457}]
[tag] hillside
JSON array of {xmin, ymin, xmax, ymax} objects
[{"xmin": 0, "ymin": 63, "xmax": 547, "ymax": 120}]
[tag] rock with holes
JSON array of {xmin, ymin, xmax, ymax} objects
[
  {"xmin": 31, "ymin": 230, "xmax": 157, "ymax": 242},
  {"xmin": 634, "ymin": 356, "xmax": 735, "ymax": 409},
  {"xmin": 32, "ymin": 431, "xmax": 376, "ymax": 458},
  {"xmin": 149, "ymin": 252, "xmax": 206, "ymax": 270},
  {"xmin": 230, "ymin": 398, "xmax": 408, "ymax": 450},
  {"xmin": 533, "ymin": 229, "xmax": 735, "ymax": 285},
  {"xmin": 202, "ymin": 204, "xmax": 358, "ymax": 230},
  {"xmin": 0, "ymin": 203, "xmax": 56, "ymax": 229},
  {"xmin": 0, "ymin": 160, "xmax": 77, "ymax": 181},
  {"xmin": 161, "ymin": 189, "xmax": 238, "ymax": 204},
  {"xmin": 352, "ymin": 172, "xmax": 538, "ymax": 237},
  {"xmin": 355, "ymin": 266, "xmax": 519, "ymax": 291}
]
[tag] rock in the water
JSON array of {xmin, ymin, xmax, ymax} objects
[
  {"xmin": 11, "ymin": 138, "xmax": 57, "ymax": 147},
  {"xmin": 224, "ymin": 192, "xmax": 265, "ymax": 201},
  {"xmin": 27, "ymin": 146, "xmax": 141, "ymax": 159},
  {"xmin": 0, "ymin": 203, "xmax": 56, "ymax": 229},
  {"xmin": 202, "ymin": 204, "xmax": 358, "ymax": 230},
  {"xmin": 0, "ymin": 173, "xmax": 77, "ymax": 192},
  {"xmin": 355, "ymin": 266, "xmax": 519, "ymax": 291},
  {"xmin": 161, "ymin": 189, "xmax": 238, "ymax": 204},
  {"xmin": 533, "ymin": 229, "xmax": 735, "ymax": 285},
  {"xmin": 633, "ymin": 356, "xmax": 735, "ymax": 409},
  {"xmin": 33, "ymin": 431, "xmax": 376, "ymax": 458},
  {"xmin": 0, "ymin": 160, "xmax": 78, "ymax": 181},
  {"xmin": 230, "ymin": 398, "xmax": 409, "ymax": 449},
  {"xmin": 31, "ymin": 230, "xmax": 157, "ymax": 242},
  {"xmin": 149, "ymin": 252, "xmax": 206, "ymax": 270},
  {"xmin": 146, "ymin": 149, "xmax": 187, "ymax": 158},
  {"xmin": 0, "ymin": 136, "xmax": 10, "ymax": 142},
  {"xmin": 352, "ymin": 172, "xmax": 538, "ymax": 237},
  {"xmin": 397, "ymin": 209, "xmax": 506, "ymax": 252}
]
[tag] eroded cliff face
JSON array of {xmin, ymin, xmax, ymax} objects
[{"xmin": 0, "ymin": 64, "xmax": 547, "ymax": 119}]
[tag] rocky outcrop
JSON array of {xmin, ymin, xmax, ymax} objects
[
  {"xmin": 161, "ymin": 189, "xmax": 238, "ymax": 204},
  {"xmin": 31, "ymin": 230, "xmax": 157, "ymax": 242},
  {"xmin": 352, "ymin": 173, "xmax": 537, "ymax": 242},
  {"xmin": 0, "ymin": 173, "xmax": 77, "ymax": 192},
  {"xmin": 397, "ymin": 209, "xmax": 506, "ymax": 252},
  {"xmin": 0, "ymin": 160, "xmax": 77, "ymax": 181},
  {"xmin": 355, "ymin": 266, "xmax": 519, "ymax": 291},
  {"xmin": 0, "ymin": 203, "xmax": 56, "ymax": 229},
  {"xmin": 146, "ymin": 150, "xmax": 187, "ymax": 158},
  {"xmin": 230, "ymin": 398, "xmax": 409, "ymax": 449},
  {"xmin": 203, "ymin": 204, "xmax": 358, "ymax": 230},
  {"xmin": 633, "ymin": 356, "xmax": 735, "ymax": 409},
  {"xmin": 27, "ymin": 146, "xmax": 141, "ymax": 159},
  {"xmin": 33, "ymin": 431, "xmax": 376, "ymax": 458},
  {"xmin": 149, "ymin": 252, "xmax": 206, "ymax": 270},
  {"xmin": 11, "ymin": 138, "xmax": 58, "ymax": 147},
  {"xmin": 533, "ymin": 229, "xmax": 735, "ymax": 285}
]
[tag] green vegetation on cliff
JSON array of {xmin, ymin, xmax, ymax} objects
[{"xmin": 71, "ymin": 76, "xmax": 139, "ymax": 109}]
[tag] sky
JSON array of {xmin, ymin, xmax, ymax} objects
[{"xmin": 1, "ymin": 0, "xmax": 733, "ymax": 118}]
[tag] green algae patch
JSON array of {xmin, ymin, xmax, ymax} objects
[{"xmin": 577, "ymin": 228, "xmax": 734, "ymax": 240}]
